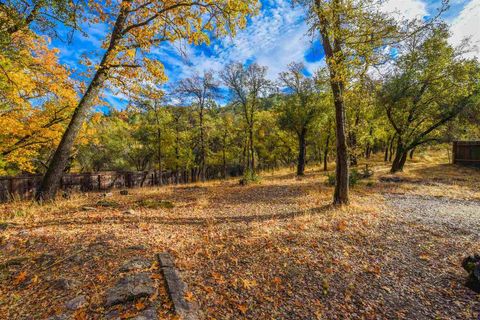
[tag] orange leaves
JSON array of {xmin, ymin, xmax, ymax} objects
[
  {"xmin": 336, "ymin": 220, "xmax": 347, "ymax": 232},
  {"xmin": 237, "ymin": 303, "xmax": 248, "ymax": 314},
  {"xmin": 13, "ymin": 271, "xmax": 27, "ymax": 285},
  {"xmin": 241, "ymin": 278, "xmax": 257, "ymax": 290}
]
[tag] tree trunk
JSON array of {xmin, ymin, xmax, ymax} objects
[
  {"xmin": 297, "ymin": 129, "xmax": 307, "ymax": 176},
  {"xmin": 391, "ymin": 139, "xmax": 408, "ymax": 173},
  {"xmin": 384, "ymin": 141, "xmax": 389, "ymax": 162},
  {"xmin": 249, "ymin": 124, "xmax": 255, "ymax": 174},
  {"xmin": 199, "ymin": 108, "xmax": 206, "ymax": 182},
  {"xmin": 324, "ymin": 130, "xmax": 330, "ymax": 171},
  {"xmin": 409, "ymin": 148, "xmax": 415, "ymax": 160},
  {"xmin": 332, "ymin": 85, "xmax": 350, "ymax": 205},
  {"xmin": 316, "ymin": 0, "xmax": 349, "ymax": 205},
  {"xmin": 35, "ymin": 6, "xmax": 128, "ymax": 201}
]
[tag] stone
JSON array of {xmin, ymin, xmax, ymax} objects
[
  {"xmin": 120, "ymin": 190, "xmax": 129, "ymax": 195},
  {"xmin": 104, "ymin": 309, "xmax": 120, "ymax": 320},
  {"xmin": 97, "ymin": 200, "xmax": 119, "ymax": 207},
  {"xmin": 157, "ymin": 253, "xmax": 198, "ymax": 320},
  {"xmin": 462, "ymin": 254, "xmax": 480, "ymax": 293},
  {"xmin": 132, "ymin": 307, "xmax": 157, "ymax": 320},
  {"xmin": 119, "ymin": 257, "xmax": 151, "ymax": 272},
  {"xmin": 105, "ymin": 272, "xmax": 155, "ymax": 307},
  {"xmin": 65, "ymin": 295, "xmax": 87, "ymax": 310},
  {"xmin": 123, "ymin": 209, "xmax": 136, "ymax": 215},
  {"xmin": 51, "ymin": 278, "xmax": 80, "ymax": 291}
]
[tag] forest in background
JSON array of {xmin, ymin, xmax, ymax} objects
[{"xmin": 1, "ymin": 0, "xmax": 479, "ymax": 204}]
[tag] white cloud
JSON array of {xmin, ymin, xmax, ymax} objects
[
  {"xmin": 381, "ymin": 0, "xmax": 428, "ymax": 21},
  {"xmin": 156, "ymin": 0, "xmax": 317, "ymax": 82},
  {"xmin": 449, "ymin": 0, "xmax": 480, "ymax": 58}
]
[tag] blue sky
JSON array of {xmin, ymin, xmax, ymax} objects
[{"xmin": 50, "ymin": 0, "xmax": 480, "ymax": 109}]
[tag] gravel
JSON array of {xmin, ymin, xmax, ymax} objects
[{"xmin": 385, "ymin": 194, "xmax": 480, "ymax": 236}]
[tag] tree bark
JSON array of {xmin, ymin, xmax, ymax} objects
[
  {"xmin": 316, "ymin": 0, "xmax": 349, "ymax": 205},
  {"xmin": 36, "ymin": 5, "xmax": 129, "ymax": 201},
  {"xmin": 199, "ymin": 107, "xmax": 206, "ymax": 182},
  {"xmin": 297, "ymin": 128, "xmax": 307, "ymax": 176},
  {"xmin": 324, "ymin": 128, "xmax": 331, "ymax": 171}
]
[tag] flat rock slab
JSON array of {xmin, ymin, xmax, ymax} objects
[
  {"xmin": 157, "ymin": 253, "xmax": 198, "ymax": 320},
  {"xmin": 105, "ymin": 272, "xmax": 155, "ymax": 307},
  {"xmin": 131, "ymin": 307, "xmax": 157, "ymax": 320},
  {"xmin": 65, "ymin": 295, "xmax": 87, "ymax": 310},
  {"xmin": 119, "ymin": 257, "xmax": 151, "ymax": 272}
]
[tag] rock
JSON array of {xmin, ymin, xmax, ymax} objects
[
  {"xmin": 65, "ymin": 295, "xmax": 87, "ymax": 310},
  {"xmin": 120, "ymin": 190, "xmax": 129, "ymax": 195},
  {"xmin": 132, "ymin": 307, "xmax": 157, "ymax": 320},
  {"xmin": 103, "ymin": 192, "xmax": 114, "ymax": 197},
  {"xmin": 81, "ymin": 206, "xmax": 97, "ymax": 211},
  {"xmin": 105, "ymin": 272, "xmax": 155, "ymax": 307},
  {"xmin": 462, "ymin": 254, "xmax": 480, "ymax": 293},
  {"xmin": 51, "ymin": 278, "xmax": 80, "ymax": 291},
  {"xmin": 97, "ymin": 200, "xmax": 119, "ymax": 207},
  {"xmin": 119, "ymin": 257, "xmax": 151, "ymax": 272},
  {"xmin": 104, "ymin": 309, "xmax": 120, "ymax": 320},
  {"xmin": 123, "ymin": 209, "xmax": 136, "ymax": 215}
]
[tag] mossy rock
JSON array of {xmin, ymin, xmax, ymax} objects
[
  {"xmin": 96, "ymin": 200, "xmax": 120, "ymax": 208},
  {"xmin": 136, "ymin": 199, "xmax": 174, "ymax": 209}
]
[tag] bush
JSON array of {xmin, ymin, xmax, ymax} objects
[
  {"xmin": 326, "ymin": 168, "xmax": 365, "ymax": 187},
  {"xmin": 239, "ymin": 169, "xmax": 260, "ymax": 185}
]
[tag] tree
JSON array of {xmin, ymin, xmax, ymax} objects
[
  {"xmin": 175, "ymin": 72, "xmax": 220, "ymax": 181},
  {"xmin": 296, "ymin": 0, "xmax": 399, "ymax": 204},
  {"xmin": 221, "ymin": 62, "xmax": 271, "ymax": 177},
  {"xmin": 36, "ymin": 0, "xmax": 259, "ymax": 200},
  {"xmin": 0, "ymin": 24, "xmax": 77, "ymax": 174},
  {"xmin": 278, "ymin": 62, "xmax": 324, "ymax": 176},
  {"xmin": 381, "ymin": 25, "xmax": 480, "ymax": 173}
]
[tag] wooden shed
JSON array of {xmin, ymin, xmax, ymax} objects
[{"xmin": 453, "ymin": 141, "xmax": 480, "ymax": 166}]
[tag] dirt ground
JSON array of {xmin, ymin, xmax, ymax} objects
[{"xmin": 1, "ymin": 153, "xmax": 479, "ymax": 319}]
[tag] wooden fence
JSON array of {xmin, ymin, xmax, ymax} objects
[
  {"xmin": 0, "ymin": 166, "xmax": 243, "ymax": 202},
  {"xmin": 453, "ymin": 141, "xmax": 480, "ymax": 166}
]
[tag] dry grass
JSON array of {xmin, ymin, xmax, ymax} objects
[{"xmin": 0, "ymin": 150, "xmax": 479, "ymax": 319}]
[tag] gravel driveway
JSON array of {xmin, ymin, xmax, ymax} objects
[{"xmin": 386, "ymin": 194, "xmax": 480, "ymax": 237}]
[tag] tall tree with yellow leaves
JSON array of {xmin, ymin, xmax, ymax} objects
[
  {"xmin": 0, "ymin": 23, "xmax": 77, "ymax": 174},
  {"xmin": 36, "ymin": 0, "xmax": 260, "ymax": 200}
]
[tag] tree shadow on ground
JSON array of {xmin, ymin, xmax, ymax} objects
[{"xmin": 19, "ymin": 205, "xmax": 332, "ymax": 230}]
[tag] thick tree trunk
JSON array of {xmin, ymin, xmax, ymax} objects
[
  {"xmin": 391, "ymin": 139, "xmax": 409, "ymax": 173},
  {"xmin": 36, "ymin": 6, "xmax": 128, "ymax": 201},
  {"xmin": 297, "ymin": 129, "xmax": 307, "ymax": 176},
  {"xmin": 332, "ymin": 85, "xmax": 350, "ymax": 205},
  {"xmin": 316, "ymin": 0, "xmax": 349, "ymax": 205}
]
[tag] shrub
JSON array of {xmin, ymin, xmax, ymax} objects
[{"xmin": 239, "ymin": 169, "xmax": 260, "ymax": 185}]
